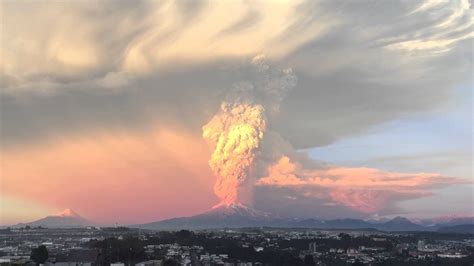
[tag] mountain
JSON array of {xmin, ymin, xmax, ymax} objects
[
  {"xmin": 325, "ymin": 218, "xmax": 375, "ymax": 229},
  {"xmin": 418, "ymin": 215, "xmax": 474, "ymax": 227},
  {"xmin": 365, "ymin": 218, "xmax": 391, "ymax": 224},
  {"xmin": 294, "ymin": 218, "xmax": 374, "ymax": 230},
  {"xmin": 137, "ymin": 203, "xmax": 282, "ymax": 230},
  {"xmin": 435, "ymin": 217, "xmax": 474, "ymax": 227},
  {"xmin": 136, "ymin": 212, "xmax": 429, "ymax": 231},
  {"xmin": 16, "ymin": 209, "xmax": 94, "ymax": 228},
  {"xmin": 134, "ymin": 205, "xmax": 471, "ymax": 232},
  {"xmin": 375, "ymin": 216, "xmax": 426, "ymax": 231},
  {"xmin": 437, "ymin": 224, "xmax": 474, "ymax": 234},
  {"xmin": 136, "ymin": 205, "xmax": 414, "ymax": 231}
]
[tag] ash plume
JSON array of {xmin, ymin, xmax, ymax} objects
[
  {"xmin": 202, "ymin": 56, "xmax": 465, "ymax": 213},
  {"xmin": 202, "ymin": 56, "xmax": 297, "ymax": 207}
]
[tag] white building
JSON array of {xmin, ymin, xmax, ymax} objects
[
  {"xmin": 417, "ymin": 240, "xmax": 425, "ymax": 251},
  {"xmin": 135, "ymin": 260, "xmax": 163, "ymax": 266}
]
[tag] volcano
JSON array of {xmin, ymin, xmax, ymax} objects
[
  {"xmin": 135, "ymin": 206, "xmax": 455, "ymax": 231},
  {"xmin": 16, "ymin": 209, "xmax": 95, "ymax": 228},
  {"xmin": 137, "ymin": 203, "xmax": 284, "ymax": 230}
]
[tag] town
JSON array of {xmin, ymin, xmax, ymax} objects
[{"xmin": 1, "ymin": 226, "xmax": 472, "ymax": 265}]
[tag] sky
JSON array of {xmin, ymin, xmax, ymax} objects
[{"xmin": 0, "ymin": 0, "xmax": 472, "ymax": 225}]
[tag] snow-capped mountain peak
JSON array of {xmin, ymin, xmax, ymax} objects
[
  {"xmin": 54, "ymin": 208, "xmax": 81, "ymax": 218},
  {"xmin": 209, "ymin": 202, "xmax": 273, "ymax": 218},
  {"xmin": 12, "ymin": 209, "xmax": 95, "ymax": 228}
]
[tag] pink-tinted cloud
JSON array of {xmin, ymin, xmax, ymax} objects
[
  {"xmin": 256, "ymin": 156, "xmax": 467, "ymax": 213},
  {"xmin": 328, "ymin": 188, "xmax": 430, "ymax": 213},
  {"xmin": 1, "ymin": 126, "xmax": 216, "ymax": 224}
]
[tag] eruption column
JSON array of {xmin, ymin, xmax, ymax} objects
[
  {"xmin": 203, "ymin": 102, "xmax": 266, "ymax": 206},
  {"xmin": 203, "ymin": 56, "xmax": 297, "ymax": 207}
]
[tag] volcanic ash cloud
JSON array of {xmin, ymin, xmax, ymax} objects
[
  {"xmin": 203, "ymin": 103, "xmax": 266, "ymax": 206},
  {"xmin": 202, "ymin": 56, "xmax": 297, "ymax": 207}
]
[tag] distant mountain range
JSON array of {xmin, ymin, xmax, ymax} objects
[
  {"xmin": 288, "ymin": 216, "xmax": 427, "ymax": 231},
  {"xmin": 13, "ymin": 209, "xmax": 95, "ymax": 228},
  {"xmin": 134, "ymin": 204, "xmax": 474, "ymax": 233},
  {"xmin": 9, "ymin": 206, "xmax": 473, "ymax": 233},
  {"xmin": 437, "ymin": 224, "xmax": 474, "ymax": 234}
]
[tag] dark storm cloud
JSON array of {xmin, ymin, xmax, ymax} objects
[{"xmin": 1, "ymin": 0, "xmax": 471, "ymax": 151}]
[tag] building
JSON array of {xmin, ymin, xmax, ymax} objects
[
  {"xmin": 417, "ymin": 240, "xmax": 425, "ymax": 251},
  {"xmin": 136, "ymin": 260, "xmax": 163, "ymax": 266},
  {"xmin": 347, "ymin": 248, "xmax": 359, "ymax": 256},
  {"xmin": 55, "ymin": 263, "xmax": 93, "ymax": 266},
  {"xmin": 309, "ymin": 242, "xmax": 317, "ymax": 253}
]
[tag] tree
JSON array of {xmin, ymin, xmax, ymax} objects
[
  {"xmin": 30, "ymin": 245, "xmax": 48, "ymax": 264},
  {"xmin": 175, "ymin": 229, "xmax": 192, "ymax": 239},
  {"xmin": 163, "ymin": 258, "xmax": 179, "ymax": 266},
  {"xmin": 338, "ymin": 233, "xmax": 351, "ymax": 241},
  {"xmin": 304, "ymin": 254, "xmax": 315, "ymax": 265}
]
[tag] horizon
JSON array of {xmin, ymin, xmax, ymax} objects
[
  {"xmin": 6, "ymin": 207, "xmax": 474, "ymax": 228},
  {"xmin": 1, "ymin": 0, "xmax": 472, "ymax": 227},
  {"xmin": 5, "ymin": 205, "xmax": 474, "ymax": 229}
]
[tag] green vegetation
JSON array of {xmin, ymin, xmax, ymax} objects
[{"xmin": 30, "ymin": 245, "xmax": 48, "ymax": 264}]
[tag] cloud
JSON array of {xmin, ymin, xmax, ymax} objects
[
  {"xmin": 201, "ymin": 56, "xmax": 297, "ymax": 207},
  {"xmin": 217, "ymin": 8, "xmax": 262, "ymax": 36},
  {"xmin": 1, "ymin": 0, "xmax": 470, "ymax": 149},
  {"xmin": 0, "ymin": 0, "xmax": 324, "ymax": 84},
  {"xmin": 203, "ymin": 102, "xmax": 267, "ymax": 206},
  {"xmin": 0, "ymin": 0, "xmax": 471, "ymax": 221},
  {"xmin": 256, "ymin": 156, "xmax": 467, "ymax": 213},
  {"xmin": 1, "ymin": 126, "xmax": 216, "ymax": 224}
]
